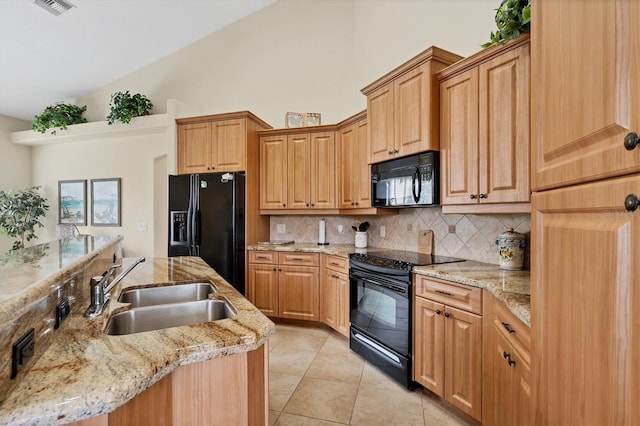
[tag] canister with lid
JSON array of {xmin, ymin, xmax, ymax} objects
[{"xmin": 495, "ymin": 228, "xmax": 526, "ymax": 270}]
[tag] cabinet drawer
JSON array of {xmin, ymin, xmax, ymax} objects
[
  {"xmin": 278, "ymin": 252, "xmax": 319, "ymax": 266},
  {"xmin": 248, "ymin": 251, "xmax": 277, "ymax": 264},
  {"xmin": 414, "ymin": 275, "xmax": 482, "ymax": 315},
  {"xmin": 323, "ymin": 254, "xmax": 349, "ymax": 274},
  {"xmin": 491, "ymin": 294, "xmax": 530, "ymax": 355}
]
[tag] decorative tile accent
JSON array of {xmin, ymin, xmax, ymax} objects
[{"xmin": 269, "ymin": 207, "xmax": 531, "ymax": 265}]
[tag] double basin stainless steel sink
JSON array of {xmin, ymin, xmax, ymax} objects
[{"xmin": 105, "ymin": 282, "xmax": 236, "ymax": 335}]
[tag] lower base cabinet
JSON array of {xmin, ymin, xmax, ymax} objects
[
  {"xmin": 320, "ymin": 254, "xmax": 350, "ymax": 337},
  {"xmin": 482, "ymin": 291, "xmax": 531, "ymax": 426},
  {"xmin": 413, "ymin": 275, "xmax": 483, "ymax": 421},
  {"xmin": 71, "ymin": 343, "xmax": 269, "ymax": 426}
]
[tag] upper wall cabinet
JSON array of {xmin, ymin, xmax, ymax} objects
[
  {"xmin": 176, "ymin": 112, "xmax": 271, "ymax": 175},
  {"xmin": 438, "ymin": 36, "xmax": 530, "ymax": 214},
  {"xmin": 531, "ymin": 0, "xmax": 640, "ymax": 191},
  {"xmin": 259, "ymin": 127, "xmax": 336, "ymax": 211},
  {"xmin": 337, "ymin": 111, "xmax": 371, "ymax": 210},
  {"xmin": 361, "ymin": 47, "xmax": 463, "ymax": 164}
]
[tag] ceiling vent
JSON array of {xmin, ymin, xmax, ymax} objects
[{"xmin": 34, "ymin": 0, "xmax": 75, "ymax": 16}]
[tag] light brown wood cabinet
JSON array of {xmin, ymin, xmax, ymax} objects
[
  {"xmin": 531, "ymin": 0, "xmax": 640, "ymax": 191},
  {"xmin": 337, "ymin": 112, "xmax": 370, "ymax": 210},
  {"xmin": 362, "ymin": 47, "xmax": 462, "ymax": 164},
  {"xmin": 482, "ymin": 291, "xmax": 531, "ymax": 426},
  {"xmin": 177, "ymin": 116, "xmax": 262, "ymax": 174},
  {"xmin": 438, "ymin": 36, "xmax": 530, "ymax": 214},
  {"xmin": 413, "ymin": 275, "xmax": 482, "ymax": 421},
  {"xmin": 259, "ymin": 129, "xmax": 336, "ymax": 211},
  {"xmin": 247, "ymin": 251, "xmax": 319, "ymax": 321},
  {"xmin": 530, "ymin": 1, "xmax": 640, "ymax": 424},
  {"xmin": 320, "ymin": 254, "xmax": 349, "ymax": 337}
]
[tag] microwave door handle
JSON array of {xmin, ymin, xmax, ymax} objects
[{"xmin": 412, "ymin": 168, "xmax": 421, "ymax": 203}]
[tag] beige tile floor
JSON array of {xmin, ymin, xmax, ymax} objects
[{"xmin": 269, "ymin": 323, "xmax": 477, "ymax": 426}]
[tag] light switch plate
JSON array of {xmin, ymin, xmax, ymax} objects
[{"xmin": 276, "ymin": 224, "xmax": 286, "ymax": 234}]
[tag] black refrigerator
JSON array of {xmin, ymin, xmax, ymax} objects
[{"xmin": 168, "ymin": 172, "xmax": 246, "ymax": 294}]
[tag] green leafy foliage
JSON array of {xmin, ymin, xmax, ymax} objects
[
  {"xmin": 32, "ymin": 103, "xmax": 88, "ymax": 135},
  {"xmin": 482, "ymin": 0, "xmax": 531, "ymax": 48},
  {"xmin": 107, "ymin": 91, "xmax": 153, "ymax": 125},
  {"xmin": 0, "ymin": 187, "xmax": 49, "ymax": 250}
]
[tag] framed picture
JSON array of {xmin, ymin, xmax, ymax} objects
[
  {"xmin": 91, "ymin": 178, "xmax": 121, "ymax": 226},
  {"xmin": 58, "ymin": 180, "xmax": 87, "ymax": 225}
]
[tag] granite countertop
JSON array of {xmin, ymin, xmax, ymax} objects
[
  {"xmin": 413, "ymin": 260, "xmax": 531, "ymax": 326},
  {"xmin": 0, "ymin": 256, "xmax": 275, "ymax": 425},
  {"xmin": 0, "ymin": 235, "xmax": 122, "ymax": 324},
  {"xmin": 250, "ymin": 244, "xmax": 530, "ymax": 327}
]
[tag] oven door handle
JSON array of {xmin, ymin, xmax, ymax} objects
[
  {"xmin": 355, "ymin": 275, "xmax": 408, "ymax": 295},
  {"xmin": 353, "ymin": 332, "xmax": 401, "ymax": 364}
]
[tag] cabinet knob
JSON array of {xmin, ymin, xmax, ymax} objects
[
  {"xmin": 624, "ymin": 194, "xmax": 639, "ymax": 212},
  {"xmin": 394, "ymin": 149, "xmax": 399, "ymax": 154},
  {"xmin": 306, "ymin": 203, "xmax": 309, "ymax": 207},
  {"xmin": 388, "ymin": 150, "xmax": 394, "ymax": 155},
  {"xmin": 273, "ymin": 268, "xmax": 276, "ymax": 272},
  {"xmin": 435, "ymin": 309, "xmax": 441, "ymax": 315},
  {"xmin": 479, "ymin": 193, "xmax": 487, "ymax": 199},
  {"xmin": 311, "ymin": 203, "xmax": 315, "ymax": 207},
  {"xmin": 508, "ymin": 358, "xmax": 516, "ymax": 367},
  {"xmin": 351, "ymin": 202, "xmax": 355, "ymax": 206},
  {"xmin": 282, "ymin": 203, "xmax": 286, "ymax": 207},
  {"xmin": 623, "ymin": 132, "xmax": 639, "ymax": 150},
  {"xmin": 503, "ymin": 351, "xmax": 510, "ymax": 359},
  {"xmin": 444, "ymin": 312, "xmax": 450, "ymax": 318},
  {"xmin": 354, "ymin": 202, "xmax": 359, "ymax": 206},
  {"xmin": 469, "ymin": 194, "xmax": 477, "ymax": 200}
]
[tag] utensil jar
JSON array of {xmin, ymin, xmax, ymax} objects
[{"xmin": 355, "ymin": 231, "xmax": 368, "ymax": 248}]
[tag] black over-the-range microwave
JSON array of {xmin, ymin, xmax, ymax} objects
[{"xmin": 371, "ymin": 151, "xmax": 439, "ymax": 208}]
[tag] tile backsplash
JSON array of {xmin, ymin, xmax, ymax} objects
[{"xmin": 269, "ymin": 207, "xmax": 531, "ymax": 266}]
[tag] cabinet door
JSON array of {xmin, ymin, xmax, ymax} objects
[
  {"xmin": 478, "ymin": 43, "xmax": 530, "ymax": 203},
  {"xmin": 395, "ymin": 63, "xmax": 437, "ymax": 156},
  {"xmin": 287, "ymin": 134, "xmax": 311, "ymax": 209},
  {"xmin": 532, "ymin": 175, "xmax": 640, "ymax": 424},
  {"xmin": 367, "ymin": 83, "xmax": 394, "ymax": 164},
  {"xmin": 320, "ymin": 268, "xmax": 339, "ymax": 330},
  {"xmin": 260, "ymin": 135, "xmax": 288, "ymax": 209},
  {"xmin": 440, "ymin": 69, "xmax": 479, "ymax": 205},
  {"xmin": 310, "ymin": 132, "xmax": 336, "ymax": 209},
  {"xmin": 444, "ymin": 305, "xmax": 482, "ymax": 421},
  {"xmin": 355, "ymin": 119, "xmax": 371, "ymax": 207},
  {"xmin": 511, "ymin": 344, "xmax": 531, "ymax": 426},
  {"xmin": 483, "ymin": 322, "xmax": 516, "ymax": 426},
  {"xmin": 531, "ymin": 0, "xmax": 640, "ymax": 190},
  {"xmin": 335, "ymin": 271, "xmax": 350, "ymax": 337},
  {"xmin": 177, "ymin": 122, "xmax": 211, "ymax": 174},
  {"xmin": 413, "ymin": 297, "xmax": 445, "ymax": 396},
  {"xmin": 338, "ymin": 124, "xmax": 357, "ymax": 209},
  {"xmin": 211, "ymin": 119, "xmax": 246, "ymax": 172},
  {"xmin": 278, "ymin": 266, "xmax": 319, "ymax": 321},
  {"xmin": 247, "ymin": 263, "xmax": 278, "ymax": 317}
]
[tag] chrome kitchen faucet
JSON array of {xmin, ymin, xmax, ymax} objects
[{"xmin": 84, "ymin": 257, "xmax": 145, "ymax": 318}]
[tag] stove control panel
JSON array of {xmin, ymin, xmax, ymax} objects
[{"xmin": 350, "ymin": 253, "xmax": 413, "ymax": 271}]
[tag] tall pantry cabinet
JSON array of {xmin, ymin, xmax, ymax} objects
[{"xmin": 530, "ymin": 0, "xmax": 640, "ymax": 424}]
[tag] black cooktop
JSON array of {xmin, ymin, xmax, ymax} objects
[{"xmin": 350, "ymin": 250, "xmax": 465, "ymax": 272}]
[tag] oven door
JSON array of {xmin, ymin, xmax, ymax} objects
[{"xmin": 349, "ymin": 270, "xmax": 410, "ymax": 356}]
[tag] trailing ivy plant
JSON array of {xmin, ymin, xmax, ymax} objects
[
  {"xmin": 0, "ymin": 186, "xmax": 49, "ymax": 250},
  {"xmin": 482, "ymin": 0, "xmax": 531, "ymax": 48},
  {"xmin": 32, "ymin": 103, "xmax": 88, "ymax": 135},
  {"xmin": 107, "ymin": 90, "xmax": 153, "ymax": 125}
]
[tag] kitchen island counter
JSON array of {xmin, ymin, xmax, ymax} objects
[{"xmin": 0, "ymin": 256, "xmax": 274, "ymax": 425}]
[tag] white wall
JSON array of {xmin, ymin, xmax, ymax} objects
[
  {"xmin": 0, "ymin": 115, "xmax": 32, "ymax": 252},
  {"xmin": 31, "ymin": 134, "xmax": 167, "ymax": 258},
  {"xmin": 76, "ymin": 0, "xmax": 497, "ymax": 126}
]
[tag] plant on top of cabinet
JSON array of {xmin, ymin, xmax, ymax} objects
[
  {"xmin": 106, "ymin": 90, "xmax": 153, "ymax": 125},
  {"xmin": 32, "ymin": 102, "xmax": 87, "ymax": 135},
  {"xmin": 482, "ymin": 0, "xmax": 531, "ymax": 48},
  {"xmin": 0, "ymin": 186, "xmax": 49, "ymax": 250}
]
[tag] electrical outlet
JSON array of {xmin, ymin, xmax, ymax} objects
[
  {"xmin": 137, "ymin": 223, "xmax": 147, "ymax": 232},
  {"xmin": 55, "ymin": 298, "xmax": 70, "ymax": 330},
  {"xmin": 338, "ymin": 225, "xmax": 344, "ymax": 234},
  {"xmin": 380, "ymin": 226, "xmax": 386, "ymax": 238},
  {"xmin": 448, "ymin": 225, "xmax": 456, "ymax": 233},
  {"xmin": 11, "ymin": 328, "xmax": 35, "ymax": 379},
  {"xmin": 276, "ymin": 224, "xmax": 286, "ymax": 234},
  {"xmin": 407, "ymin": 223, "xmax": 413, "ymax": 231}
]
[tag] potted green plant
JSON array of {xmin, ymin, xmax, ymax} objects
[
  {"xmin": 32, "ymin": 103, "xmax": 87, "ymax": 135},
  {"xmin": 0, "ymin": 186, "xmax": 49, "ymax": 250},
  {"xmin": 107, "ymin": 90, "xmax": 153, "ymax": 125},
  {"xmin": 482, "ymin": 0, "xmax": 531, "ymax": 47}
]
